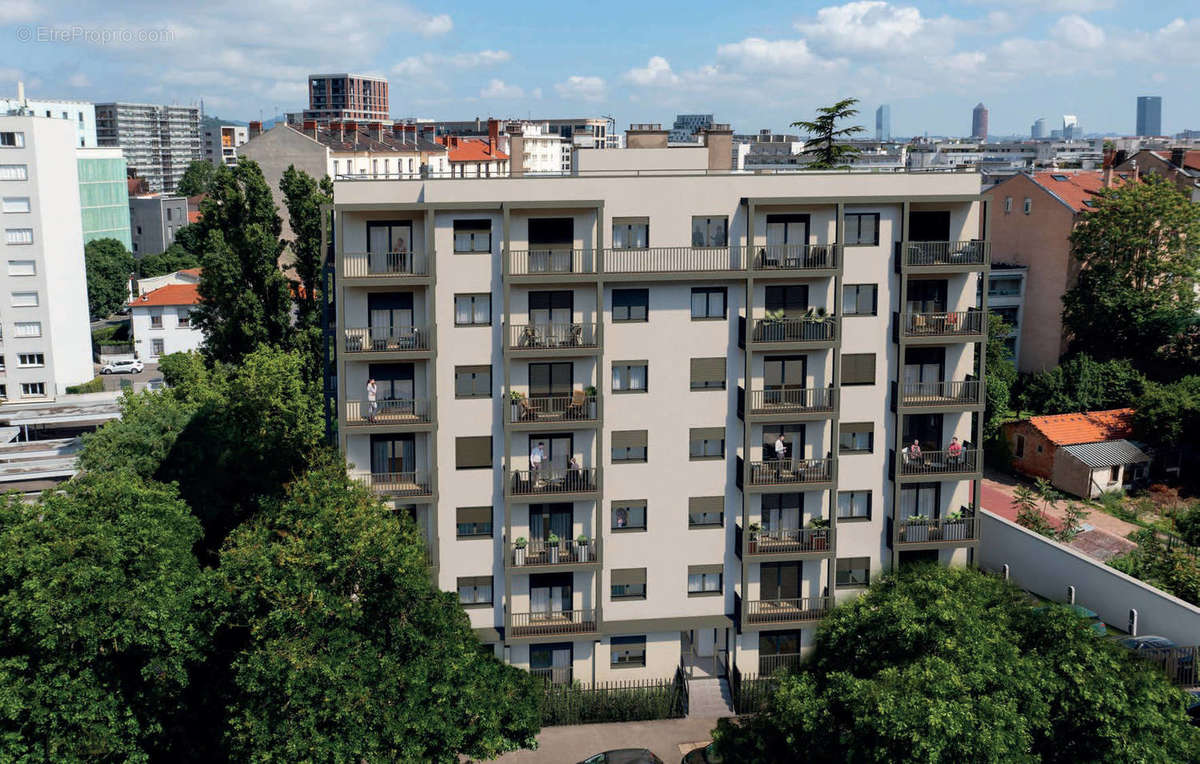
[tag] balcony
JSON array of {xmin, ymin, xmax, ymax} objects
[
  {"xmin": 509, "ymin": 608, "xmax": 598, "ymax": 638},
  {"xmin": 744, "ymin": 457, "xmax": 834, "ymax": 491},
  {"xmin": 897, "ymin": 379, "xmax": 983, "ymax": 410},
  {"xmin": 894, "ymin": 515, "xmax": 980, "ymax": 545},
  {"xmin": 899, "ymin": 310, "xmax": 985, "ymax": 343},
  {"xmin": 509, "ymin": 394, "xmax": 599, "ymax": 429},
  {"xmin": 530, "ymin": 666, "xmax": 574, "ymax": 685},
  {"xmin": 746, "ymin": 527, "xmax": 834, "ymax": 557},
  {"xmin": 342, "ymin": 251, "xmax": 429, "ymax": 281},
  {"xmin": 900, "ymin": 240, "xmax": 989, "ymax": 271},
  {"xmin": 507, "ymin": 467, "xmax": 599, "ymax": 499},
  {"xmin": 896, "ymin": 448, "xmax": 981, "ymax": 481},
  {"xmin": 745, "ymin": 316, "xmax": 838, "ymax": 350},
  {"xmin": 506, "ymin": 323, "xmax": 600, "ymax": 355},
  {"xmin": 343, "ymin": 326, "xmax": 434, "ymax": 356},
  {"xmin": 745, "ymin": 596, "xmax": 833, "ymax": 626},
  {"xmin": 507, "ymin": 249, "xmax": 596, "ymax": 280},
  {"xmin": 745, "ymin": 243, "xmax": 839, "ymax": 275},
  {"xmin": 758, "ymin": 652, "xmax": 804, "ymax": 675},
  {"xmin": 355, "ymin": 470, "xmax": 434, "ymax": 498},
  {"xmin": 509, "ymin": 538, "xmax": 600, "ymax": 568},
  {"xmin": 344, "ymin": 398, "xmax": 432, "ymax": 428},
  {"xmin": 602, "ymin": 246, "xmax": 742, "ymax": 277},
  {"xmin": 743, "ymin": 386, "xmax": 837, "ymax": 421}
]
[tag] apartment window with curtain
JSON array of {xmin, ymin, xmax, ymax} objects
[
  {"xmin": 453, "ymin": 220, "xmax": 491, "ymax": 252},
  {"xmin": 612, "ymin": 360, "xmax": 647, "ymax": 393},
  {"xmin": 0, "ymin": 165, "xmax": 29, "ymax": 181},
  {"xmin": 455, "ymin": 365, "xmax": 492, "ymax": 398},
  {"xmin": 690, "ymin": 287, "xmax": 726, "ymax": 319},
  {"xmin": 691, "ymin": 216, "xmax": 728, "ymax": 246},
  {"xmin": 836, "ymin": 558, "xmax": 870, "ymax": 588},
  {"xmin": 612, "ymin": 288, "xmax": 648, "ymax": 322},
  {"xmin": 0, "ymin": 132, "xmax": 24, "ymax": 148},
  {"xmin": 4, "ymin": 229, "xmax": 33, "ymax": 245},
  {"xmin": 610, "ymin": 635, "xmax": 646, "ymax": 667},
  {"xmin": 611, "ymin": 500, "xmax": 646, "ymax": 531},
  {"xmin": 843, "ymin": 284, "xmax": 877, "ymax": 316},
  {"xmin": 689, "ymin": 427, "xmax": 725, "ymax": 460},
  {"xmin": 453, "ymin": 293, "xmax": 491, "ymax": 326},
  {"xmin": 839, "ymin": 422, "xmax": 874, "ymax": 454},
  {"xmin": 150, "ymin": 309, "xmax": 163, "ymax": 329},
  {"xmin": 457, "ymin": 576, "xmax": 493, "ymax": 607},
  {"xmin": 837, "ymin": 490, "xmax": 872, "ymax": 520},
  {"xmin": 687, "ymin": 565, "xmax": 723, "ymax": 596},
  {"xmin": 611, "ymin": 430, "xmax": 648, "ymax": 462},
  {"xmin": 456, "ymin": 506, "xmax": 493, "ymax": 538},
  {"xmin": 13, "ymin": 321, "xmax": 40, "ymax": 338},
  {"xmin": 688, "ymin": 496, "xmax": 724, "ymax": 528},
  {"xmin": 2, "ymin": 198, "xmax": 31, "ymax": 214},
  {"xmin": 689, "ymin": 357, "xmax": 725, "ymax": 390},
  {"xmin": 612, "ymin": 219, "xmax": 648, "ymax": 249},
  {"xmin": 10, "ymin": 291, "xmax": 37, "ymax": 307},
  {"xmin": 611, "ymin": 568, "xmax": 646, "ymax": 600},
  {"xmin": 844, "ymin": 212, "xmax": 880, "ymax": 245}
]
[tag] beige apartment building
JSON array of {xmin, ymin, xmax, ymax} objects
[{"xmin": 329, "ymin": 144, "xmax": 989, "ymax": 685}]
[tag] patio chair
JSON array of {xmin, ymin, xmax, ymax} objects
[
  {"xmin": 519, "ymin": 397, "xmax": 539, "ymax": 421},
  {"xmin": 521, "ymin": 325, "xmax": 539, "ymax": 348},
  {"xmin": 565, "ymin": 389, "xmax": 586, "ymax": 419},
  {"xmin": 569, "ymin": 324, "xmax": 584, "ymax": 346}
]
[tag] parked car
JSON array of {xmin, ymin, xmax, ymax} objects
[
  {"xmin": 100, "ymin": 359, "xmax": 144, "ymax": 374},
  {"xmin": 681, "ymin": 743, "xmax": 722, "ymax": 763},
  {"xmin": 146, "ymin": 377, "xmax": 166, "ymax": 391},
  {"xmin": 579, "ymin": 750, "xmax": 665, "ymax": 764},
  {"xmin": 1119, "ymin": 635, "xmax": 1177, "ymax": 652}
]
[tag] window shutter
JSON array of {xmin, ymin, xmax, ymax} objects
[
  {"xmin": 688, "ymin": 564, "xmax": 724, "ymax": 576},
  {"xmin": 612, "ymin": 499, "xmax": 647, "ymax": 509},
  {"xmin": 842, "ymin": 422, "xmax": 873, "ymax": 436},
  {"xmin": 842, "ymin": 353, "xmax": 875, "ymax": 384},
  {"xmin": 611, "ymin": 568, "xmax": 646, "ymax": 586},
  {"xmin": 690, "ymin": 357, "xmax": 725, "ymax": 386},
  {"xmin": 456, "ymin": 506, "xmax": 492, "ymax": 525},
  {"xmin": 689, "ymin": 496, "xmax": 724, "ymax": 514},
  {"xmin": 611, "ymin": 430, "xmax": 648, "ymax": 449},
  {"xmin": 456, "ymin": 436, "xmax": 492, "ymax": 468},
  {"xmin": 836, "ymin": 557, "xmax": 869, "ymax": 571},
  {"xmin": 690, "ymin": 427, "xmax": 725, "ymax": 442}
]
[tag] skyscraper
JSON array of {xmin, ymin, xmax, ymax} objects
[
  {"xmin": 1030, "ymin": 118, "xmax": 1047, "ymax": 140},
  {"xmin": 95, "ymin": 102, "xmax": 201, "ymax": 193},
  {"xmin": 1136, "ymin": 96, "xmax": 1162, "ymax": 137},
  {"xmin": 304, "ymin": 74, "xmax": 390, "ymax": 124},
  {"xmin": 972, "ymin": 103, "xmax": 988, "ymax": 141},
  {"xmin": 1062, "ymin": 115, "xmax": 1081, "ymax": 140},
  {"xmin": 875, "ymin": 104, "xmax": 891, "ymax": 141}
]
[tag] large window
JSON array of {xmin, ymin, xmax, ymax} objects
[
  {"xmin": 4, "ymin": 229, "xmax": 33, "ymax": 245},
  {"xmin": 690, "ymin": 357, "xmax": 725, "ymax": 390},
  {"xmin": 612, "ymin": 288, "xmax": 648, "ymax": 322},
  {"xmin": 612, "ymin": 219, "xmax": 648, "ymax": 249},
  {"xmin": 844, "ymin": 212, "xmax": 880, "ymax": 245},
  {"xmin": 453, "ymin": 293, "xmax": 491, "ymax": 326},
  {"xmin": 454, "ymin": 365, "xmax": 491, "ymax": 398},
  {"xmin": 691, "ymin": 216, "xmax": 728, "ymax": 247},
  {"xmin": 0, "ymin": 132, "xmax": 24, "ymax": 148},
  {"xmin": 612, "ymin": 500, "xmax": 647, "ymax": 531},
  {"xmin": 20, "ymin": 382, "xmax": 45, "ymax": 397},
  {"xmin": 17, "ymin": 353, "xmax": 43, "ymax": 367},
  {"xmin": 689, "ymin": 427, "xmax": 725, "ymax": 460},
  {"xmin": 610, "ymin": 635, "xmax": 647, "ymax": 667},
  {"xmin": 0, "ymin": 166, "xmax": 28, "ymax": 181},
  {"xmin": 2, "ymin": 198, "xmax": 30, "ymax": 214},
  {"xmin": 457, "ymin": 576, "xmax": 493, "ymax": 607},
  {"xmin": 611, "ymin": 430, "xmax": 648, "ymax": 463},
  {"xmin": 455, "ymin": 436, "xmax": 492, "ymax": 469},
  {"xmin": 612, "ymin": 361, "xmax": 647, "ymax": 393},
  {"xmin": 611, "ymin": 568, "xmax": 647, "ymax": 600},
  {"xmin": 13, "ymin": 321, "xmax": 40, "ymax": 338},
  {"xmin": 843, "ymin": 284, "xmax": 877, "ymax": 316},
  {"xmin": 841, "ymin": 353, "xmax": 876, "ymax": 386},
  {"xmin": 836, "ymin": 558, "xmax": 870, "ymax": 588},
  {"xmin": 453, "ymin": 219, "xmax": 491, "ymax": 253},
  {"xmin": 837, "ymin": 490, "xmax": 872, "ymax": 520},
  {"xmin": 690, "ymin": 287, "xmax": 726, "ymax": 320},
  {"xmin": 687, "ymin": 565, "xmax": 723, "ymax": 596},
  {"xmin": 456, "ymin": 506, "xmax": 493, "ymax": 538},
  {"xmin": 689, "ymin": 496, "xmax": 724, "ymax": 528},
  {"xmin": 10, "ymin": 291, "xmax": 37, "ymax": 307},
  {"xmin": 839, "ymin": 422, "xmax": 874, "ymax": 454}
]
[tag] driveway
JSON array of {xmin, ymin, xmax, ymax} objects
[
  {"xmin": 93, "ymin": 360, "xmax": 160, "ymax": 393},
  {"xmin": 485, "ymin": 717, "xmax": 721, "ymax": 763}
]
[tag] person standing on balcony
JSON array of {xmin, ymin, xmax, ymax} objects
[
  {"xmin": 947, "ymin": 436, "xmax": 963, "ymax": 464},
  {"xmin": 905, "ymin": 439, "xmax": 922, "ymax": 464},
  {"xmin": 531, "ymin": 441, "xmax": 545, "ymax": 478},
  {"xmin": 366, "ymin": 378, "xmax": 378, "ymax": 422}
]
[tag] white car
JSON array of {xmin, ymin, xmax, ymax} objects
[{"xmin": 101, "ymin": 359, "xmax": 144, "ymax": 375}]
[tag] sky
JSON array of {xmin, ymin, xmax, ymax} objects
[{"xmin": 2, "ymin": 0, "xmax": 1198, "ymax": 138}]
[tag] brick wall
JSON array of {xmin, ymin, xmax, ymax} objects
[{"xmin": 1004, "ymin": 420, "xmax": 1057, "ymax": 479}]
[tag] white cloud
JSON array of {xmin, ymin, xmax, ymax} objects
[
  {"xmin": 0, "ymin": 0, "xmax": 35, "ymax": 23},
  {"xmin": 794, "ymin": 1, "xmax": 927, "ymax": 56},
  {"xmin": 67, "ymin": 72, "xmax": 91, "ymax": 88},
  {"xmin": 418, "ymin": 14, "xmax": 453, "ymax": 37},
  {"xmin": 479, "ymin": 79, "xmax": 524, "ymax": 99},
  {"xmin": 555, "ymin": 75, "xmax": 606, "ymax": 101},
  {"xmin": 1052, "ymin": 15, "xmax": 1105, "ymax": 49},
  {"xmin": 717, "ymin": 38, "xmax": 819, "ymax": 72},
  {"xmin": 393, "ymin": 49, "xmax": 511, "ymax": 77},
  {"xmin": 626, "ymin": 56, "xmax": 678, "ymax": 86}
]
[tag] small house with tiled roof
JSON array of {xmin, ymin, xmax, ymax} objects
[
  {"xmin": 129, "ymin": 272, "xmax": 203, "ymax": 360},
  {"xmin": 1114, "ymin": 148, "xmax": 1200, "ymax": 202},
  {"xmin": 1003, "ymin": 408, "xmax": 1150, "ymax": 498}
]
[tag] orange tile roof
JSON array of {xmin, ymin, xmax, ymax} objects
[
  {"xmin": 1028, "ymin": 170, "xmax": 1126, "ymax": 213},
  {"xmin": 187, "ymin": 210, "xmax": 202, "ymax": 224},
  {"xmin": 179, "ymin": 268, "xmax": 201, "ymax": 277},
  {"xmin": 1024, "ymin": 408, "xmax": 1135, "ymax": 446},
  {"xmin": 435, "ymin": 136, "xmax": 509, "ymax": 163},
  {"xmin": 130, "ymin": 283, "xmax": 201, "ymax": 308}
]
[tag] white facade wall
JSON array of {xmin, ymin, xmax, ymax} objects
[
  {"xmin": 0, "ymin": 97, "xmax": 96, "ymax": 147},
  {"xmin": 130, "ymin": 304, "xmax": 202, "ymax": 359}
]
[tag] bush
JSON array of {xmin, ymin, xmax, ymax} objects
[
  {"xmin": 65, "ymin": 377, "xmax": 104, "ymax": 394},
  {"xmin": 1173, "ymin": 502, "xmax": 1200, "ymax": 547},
  {"xmin": 1019, "ymin": 354, "xmax": 1146, "ymax": 415},
  {"xmin": 539, "ymin": 675, "xmax": 687, "ymax": 726}
]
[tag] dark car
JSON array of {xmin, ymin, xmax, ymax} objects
[
  {"xmin": 681, "ymin": 742, "xmax": 722, "ymax": 763},
  {"xmin": 579, "ymin": 749, "xmax": 665, "ymax": 764},
  {"xmin": 1119, "ymin": 635, "xmax": 1177, "ymax": 652}
]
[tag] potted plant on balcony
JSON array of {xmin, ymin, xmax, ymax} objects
[
  {"xmin": 514, "ymin": 536, "xmax": 527, "ymax": 566},
  {"xmin": 747, "ymin": 522, "xmax": 761, "ymax": 553},
  {"xmin": 760, "ymin": 308, "xmax": 785, "ymax": 341},
  {"xmin": 808, "ymin": 517, "xmax": 830, "ymax": 550},
  {"xmin": 576, "ymin": 534, "xmax": 590, "ymax": 561},
  {"xmin": 906, "ymin": 514, "xmax": 929, "ymax": 543},
  {"xmin": 547, "ymin": 531, "xmax": 561, "ymax": 563},
  {"xmin": 943, "ymin": 509, "xmax": 967, "ymax": 540}
]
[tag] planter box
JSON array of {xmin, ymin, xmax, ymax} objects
[
  {"xmin": 514, "ymin": 547, "xmax": 527, "ymax": 566},
  {"xmin": 942, "ymin": 520, "xmax": 967, "ymax": 541},
  {"xmin": 904, "ymin": 523, "xmax": 929, "ymax": 543}
]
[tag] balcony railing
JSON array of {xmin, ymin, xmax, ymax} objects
[
  {"xmin": 902, "ymin": 240, "xmax": 989, "ymax": 268},
  {"xmin": 509, "ymin": 467, "xmax": 599, "ymax": 496},
  {"xmin": 530, "ymin": 666, "xmax": 574, "ymax": 685},
  {"xmin": 747, "ymin": 527, "xmax": 833, "ymax": 555},
  {"xmin": 345, "ymin": 398, "xmax": 432, "ymax": 425},
  {"xmin": 898, "ymin": 448, "xmax": 981, "ymax": 477},
  {"xmin": 507, "ymin": 322, "xmax": 599, "ymax": 350},
  {"xmin": 510, "ymin": 394, "xmax": 598, "ymax": 424},
  {"xmin": 747, "ymin": 458, "xmax": 834, "ymax": 487},
  {"xmin": 508, "ymin": 249, "xmax": 596, "ymax": 276},
  {"xmin": 750, "ymin": 317, "xmax": 837, "ymax": 344},
  {"xmin": 901, "ymin": 310, "xmax": 984, "ymax": 339},
  {"xmin": 343, "ymin": 326, "xmax": 433, "ymax": 353},
  {"xmin": 746, "ymin": 596, "xmax": 833, "ymax": 625},
  {"xmin": 758, "ymin": 652, "xmax": 804, "ymax": 675},
  {"xmin": 1141, "ymin": 646, "xmax": 1199, "ymax": 687},
  {"xmin": 361, "ymin": 470, "xmax": 433, "ymax": 497},
  {"xmin": 899, "ymin": 379, "xmax": 983, "ymax": 408},
  {"xmin": 510, "ymin": 538, "xmax": 600, "ymax": 567},
  {"xmin": 603, "ymin": 246, "xmax": 742, "ymax": 274},
  {"xmin": 748, "ymin": 387, "xmax": 837, "ymax": 415},
  {"xmin": 744, "ymin": 243, "xmax": 839, "ymax": 271},
  {"xmin": 510, "ymin": 608, "xmax": 598, "ymax": 637},
  {"xmin": 342, "ymin": 251, "xmax": 429, "ymax": 278},
  {"xmin": 897, "ymin": 515, "xmax": 979, "ymax": 544}
]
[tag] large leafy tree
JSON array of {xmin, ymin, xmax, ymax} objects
[
  {"xmin": 0, "ymin": 473, "xmax": 210, "ymax": 762},
  {"xmin": 84, "ymin": 237, "xmax": 136, "ymax": 320},
  {"xmin": 217, "ymin": 462, "xmax": 540, "ymax": 762},
  {"xmin": 191, "ymin": 160, "xmax": 293, "ymax": 365},
  {"xmin": 1018, "ymin": 353, "xmax": 1145, "ymax": 415},
  {"xmin": 279, "ymin": 165, "xmax": 334, "ymax": 381},
  {"xmin": 138, "ymin": 243, "xmax": 200, "ymax": 278},
  {"xmin": 712, "ymin": 565, "xmax": 1198, "ymax": 763},
  {"xmin": 1110, "ymin": 530, "xmax": 1200, "ymax": 606},
  {"xmin": 983, "ymin": 312, "xmax": 1016, "ymax": 440},
  {"xmin": 1062, "ymin": 174, "xmax": 1200, "ymax": 376},
  {"xmin": 792, "ymin": 98, "xmax": 865, "ymax": 169},
  {"xmin": 176, "ymin": 159, "xmax": 216, "ymax": 197},
  {"xmin": 1133, "ymin": 375, "xmax": 1200, "ymax": 449}
]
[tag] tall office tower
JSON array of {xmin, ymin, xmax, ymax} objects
[
  {"xmin": 1062, "ymin": 115, "xmax": 1081, "ymax": 140},
  {"xmin": 0, "ymin": 115, "xmax": 96, "ymax": 397},
  {"xmin": 305, "ymin": 74, "xmax": 390, "ymax": 124},
  {"xmin": 669, "ymin": 115, "xmax": 715, "ymax": 143},
  {"xmin": 971, "ymin": 103, "xmax": 988, "ymax": 141},
  {"xmin": 77, "ymin": 147, "xmax": 131, "ymax": 250},
  {"xmin": 327, "ymin": 148, "xmax": 989, "ymax": 684},
  {"xmin": 876, "ymin": 105, "xmax": 892, "ymax": 141},
  {"xmin": 1030, "ymin": 118, "xmax": 1047, "ymax": 140},
  {"xmin": 94, "ymin": 102, "xmax": 201, "ymax": 192},
  {"xmin": 1136, "ymin": 96, "xmax": 1162, "ymax": 137}
]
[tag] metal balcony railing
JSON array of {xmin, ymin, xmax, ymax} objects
[
  {"xmin": 747, "ymin": 458, "xmax": 834, "ymax": 486},
  {"xmin": 508, "ymin": 249, "xmax": 596, "ymax": 276},
  {"xmin": 758, "ymin": 652, "xmax": 804, "ymax": 675},
  {"xmin": 603, "ymin": 246, "xmax": 742, "ymax": 274},
  {"xmin": 530, "ymin": 666, "xmax": 574, "ymax": 685},
  {"xmin": 360, "ymin": 470, "xmax": 433, "ymax": 497},
  {"xmin": 343, "ymin": 325, "xmax": 433, "ymax": 353},
  {"xmin": 507, "ymin": 322, "xmax": 599, "ymax": 350},
  {"xmin": 745, "ymin": 596, "xmax": 833, "ymax": 625},
  {"xmin": 509, "ymin": 467, "xmax": 599, "ymax": 496},
  {"xmin": 510, "ymin": 394, "xmax": 598, "ymax": 424},
  {"xmin": 345, "ymin": 398, "xmax": 432, "ymax": 425},
  {"xmin": 342, "ymin": 251, "xmax": 429, "ymax": 278},
  {"xmin": 901, "ymin": 310, "xmax": 984, "ymax": 339},
  {"xmin": 750, "ymin": 317, "xmax": 837, "ymax": 344},
  {"xmin": 897, "ymin": 448, "xmax": 981, "ymax": 477},
  {"xmin": 510, "ymin": 538, "xmax": 600, "ymax": 567},
  {"xmin": 899, "ymin": 379, "xmax": 983, "ymax": 407},
  {"xmin": 896, "ymin": 516, "xmax": 980, "ymax": 543},
  {"xmin": 744, "ymin": 243, "xmax": 839, "ymax": 271},
  {"xmin": 510, "ymin": 608, "xmax": 598, "ymax": 637},
  {"xmin": 902, "ymin": 240, "xmax": 989, "ymax": 268},
  {"xmin": 748, "ymin": 387, "xmax": 837, "ymax": 415},
  {"xmin": 747, "ymin": 527, "xmax": 834, "ymax": 555}
]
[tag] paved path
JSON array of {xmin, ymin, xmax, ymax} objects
[
  {"xmin": 981, "ymin": 475, "xmax": 1137, "ymax": 560},
  {"xmin": 487, "ymin": 717, "xmax": 721, "ymax": 764}
]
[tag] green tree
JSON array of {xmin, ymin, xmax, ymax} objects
[
  {"xmin": 217, "ymin": 462, "xmax": 540, "ymax": 762},
  {"xmin": 711, "ymin": 565, "xmax": 1198, "ymax": 763},
  {"xmin": 792, "ymin": 98, "xmax": 865, "ymax": 169},
  {"xmin": 176, "ymin": 159, "xmax": 216, "ymax": 197},
  {"xmin": 279, "ymin": 165, "xmax": 333, "ymax": 381},
  {"xmin": 983, "ymin": 312, "xmax": 1016, "ymax": 441},
  {"xmin": 191, "ymin": 161, "xmax": 293, "ymax": 364},
  {"xmin": 1013, "ymin": 484, "xmax": 1054, "ymax": 536},
  {"xmin": 1133, "ymin": 375, "xmax": 1200, "ymax": 448},
  {"xmin": 1019, "ymin": 354, "xmax": 1146, "ymax": 415},
  {"xmin": 0, "ymin": 473, "xmax": 210, "ymax": 761},
  {"xmin": 1110, "ymin": 530, "xmax": 1200, "ymax": 606},
  {"xmin": 1062, "ymin": 174, "xmax": 1200, "ymax": 376},
  {"xmin": 84, "ymin": 237, "xmax": 136, "ymax": 320},
  {"xmin": 138, "ymin": 243, "xmax": 200, "ymax": 278}
]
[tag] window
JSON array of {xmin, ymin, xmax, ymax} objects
[
  {"xmin": 691, "ymin": 216, "xmax": 728, "ymax": 247},
  {"xmin": 1003, "ymin": 196, "xmax": 1013, "ymax": 213},
  {"xmin": 20, "ymin": 382, "xmax": 45, "ymax": 397},
  {"xmin": 839, "ymin": 422, "xmax": 874, "ymax": 454},
  {"xmin": 837, "ymin": 490, "xmax": 872, "ymax": 520},
  {"xmin": 687, "ymin": 565, "xmax": 723, "ymax": 596},
  {"xmin": 690, "ymin": 287, "xmax": 726, "ymax": 320},
  {"xmin": 843, "ymin": 284, "xmax": 877, "ymax": 316},
  {"xmin": 612, "ymin": 288, "xmax": 648, "ymax": 322},
  {"xmin": 0, "ymin": 385, "xmax": 6, "ymax": 398},
  {"xmin": 7, "ymin": 259, "xmax": 34, "ymax": 276},
  {"xmin": 13, "ymin": 321, "xmax": 40, "ymax": 338},
  {"xmin": 1109, "ymin": 465, "xmax": 1120, "ymax": 483},
  {"xmin": 612, "ymin": 500, "xmax": 647, "ymax": 531},
  {"xmin": 689, "ymin": 427, "xmax": 725, "ymax": 460},
  {"xmin": 17, "ymin": 353, "xmax": 43, "ymax": 367},
  {"xmin": 152, "ymin": 339, "xmax": 165, "ymax": 356},
  {"xmin": 149, "ymin": 310, "xmax": 163, "ymax": 329},
  {"xmin": 456, "ymin": 506, "xmax": 493, "ymax": 538},
  {"xmin": 177, "ymin": 311, "xmax": 191, "ymax": 328},
  {"xmin": 455, "ymin": 436, "xmax": 493, "ymax": 469},
  {"xmin": 166, "ymin": 207, "xmax": 173, "ymax": 222},
  {"xmin": 0, "ymin": 166, "xmax": 28, "ymax": 181},
  {"xmin": 690, "ymin": 357, "xmax": 725, "ymax": 390},
  {"xmin": 612, "ymin": 430, "xmax": 648, "ymax": 462},
  {"xmin": 612, "ymin": 360, "xmax": 647, "ymax": 393},
  {"xmin": 611, "ymin": 568, "xmax": 646, "ymax": 600},
  {"xmin": 1023, "ymin": 198, "xmax": 1032, "ymax": 215},
  {"xmin": 841, "ymin": 353, "xmax": 876, "ymax": 386},
  {"xmin": 2, "ymin": 197, "xmax": 30, "ymax": 214},
  {"xmin": 689, "ymin": 496, "xmax": 724, "ymax": 528},
  {"xmin": 4, "ymin": 229, "xmax": 33, "ymax": 245},
  {"xmin": 457, "ymin": 576, "xmax": 493, "ymax": 607},
  {"xmin": 611, "ymin": 635, "xmax": 647, "ymax": 667},
  {"xmin": 844, "ymin": 212, "xmax": 880, "ymax": 245},
  {"xmin": 454, "ymin": 219, "xmax": 491, "ymax": 252},
  {"xmin": 10, "ymin": 291, "xmax": 37, "ymax": 307},
  {"xmin": 454, "ymin": 293, "xmax": 491, "ymax": 326},
  {"xmin": 836, "ymin": 557, "xmax": 870, "ymax": 588},
  {"xmin": 612, "ymin": 219, "xmax": 648, "ymax": 249},
  {"xmin": 0, "ymin": 132, "xmax": 24, "ymax": 148},
  {"xmin": 1014, "ymin": 434, "xmax": 1025, "ymax": 458},
  {"xmin": 455, "ymin": 365, "xmax": 491, "ymax": 398}
]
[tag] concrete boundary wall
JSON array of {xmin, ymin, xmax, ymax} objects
[{"xmin": 978, "ymin": 509, "xmax": 1200, "ymax": 645}]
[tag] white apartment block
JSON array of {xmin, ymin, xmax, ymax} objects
[
  {"xmin": 330, "ymin": 155, "xmax": 989, "ymax": 685},
  {"xmin": 95, "ymin": 102, "xmax": 201, "ymax": 193},
  {"xmin": 202, "ymin": 124, "xmax": 248, "ymax": 167},
  {"xmin": 0, "ymin": 84, "xmax": 96, "ymax": 148},
  {"xmin": 0, "ymin": 116, "xmax": 95, "ymax": 398}
]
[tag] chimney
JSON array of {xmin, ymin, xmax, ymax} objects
[
  {"xmin": 1171, "ymin": 148, "xmax": 1186, "ymax": 168},
  {"xmin": 625, "ymin": 123, "xmax": 668, "ymax": 149},
  {"xmin": 330, "ymin": 121, "xmax": 344, "ymax": 141},
  {"xmin": 488, "ymin": 118, "xmax": 500, "ymax": 153},
  {"xmin": 701, "ymin": 123, "xmax": 734, "ymax": 171},
  {"xmin": 408, "ymin": 124, "xmax": 419, "ymax": 144},
  {"xmin": 344, "ymin": 120, "xmax": 358, "ymax": 142},
  {"xmin": 248, "ymin": 120, "xmax": 262, "ymax": 139},
  {"xmin": 16, "ymin": 80, "xmax": 25, "ymax": 106},
  {"xmin": 367, "ymin": 122, "xmax": 383, "ymax": 141},
  {"xmin": 1103, "ymin": 166, "xmax": 1114, "ymax": 188}
]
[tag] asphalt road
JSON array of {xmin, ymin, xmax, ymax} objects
[{"xmin": 93, "ymin": 360, "xmax": 160, "ymax": 393}]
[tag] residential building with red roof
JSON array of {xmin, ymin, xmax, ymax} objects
[
  {"xmin": 129, "ymin": 272, "xmax": 203, "ymax": 359},
  {"xmin": 434, "ymin": 135, "xmax": 510, "ymax": 178},
  {"xmin": 1114, "ymin": 148, "xmax": 1200, "ymax": 202},
  {"xmin": 1002, "ymin": 409, "xmax": 1149, "ymax": 498}
]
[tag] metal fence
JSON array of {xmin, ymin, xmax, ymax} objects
[{"xmin": 538, "ymin": 668, "xmax": 689, "ymax": 726}]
